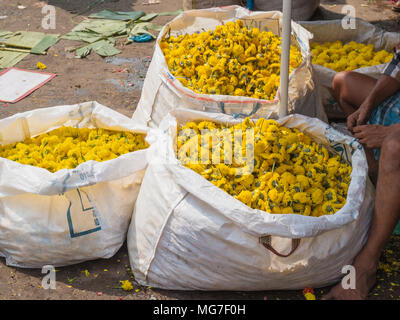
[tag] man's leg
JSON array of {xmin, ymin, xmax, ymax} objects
[
  {"xmin": 365, "ymin": 148, "xmax": 379, "ymax": 186},
  {"xmin": 332, "ymin": 71, "xmax": 380, "ymax": 183},
  {"xmin": 332, "ymin": 71, "xmax": 377, "ymax": 117},
  {"xmin": 323, "ymin": 130, "xmax": 400, "ymax": 299}
]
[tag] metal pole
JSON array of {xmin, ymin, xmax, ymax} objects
[{"xmin": 279, "ymin": 0, "xmax": 292, "ymax": 118}]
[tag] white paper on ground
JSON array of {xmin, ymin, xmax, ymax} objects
[{"xmin": 0, "ymin": 67, "xmax": 55, "ymax": 103}]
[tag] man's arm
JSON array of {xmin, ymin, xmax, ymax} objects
[
  {"xmin": 348, "ymin": 48, "xmax": 400, "ymax": 131},
  {"xmin": 352, "ymin": 47, "xmax": 400, "ymax": 148},
  {"xmin": 363, "ymin": 74, "xmax": 400, "ymax": 108},
  {"xmin": 365, "ymin": 47, "xmax": 400, "ymax": 107}
]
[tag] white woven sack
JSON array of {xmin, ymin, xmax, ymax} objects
[
  {"xmin": 300, "ymin": 19, "xmax": 400, "ymax": 114},
  {"xmin": 132, "ymin": 5, "xmax": 327, "ymax": 128},
  {"xmin": 0, "ymin": 101, "xmax": 149, "ymax": 268},
  {"xmin": 128, "ymin": 108, "xmax": 374, "ymax": 290}
]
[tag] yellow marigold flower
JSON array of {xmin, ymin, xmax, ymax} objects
[
  {"xmin": 311, "ymin": 41, "xmax": 393, "ymax": 71},
  {"xmin": 0, "ymin": 126, "xmax": 148, "ymax": 172},
  {"xmin": 303, "ymin": 205, "xmax": 311, "ymax": 216},
  {"xmin": 236, "ymin": 190, "xmax": 253, "ymax": 206},
  {"xmin": 304, "ymin": 292, "xmax": 316, "ymax": 300},
  {"xmin": 293, "ymin": 192, "xmax": 310, "ymax": 204},
  {"xmin": 281, "ymin": 207, "xmax": 293, "ymax": 214},
  {"xmin": 281, "ymin": 172, "xmax": 296, "ymax": 185},
  {"xmin": 293, "ymin": 165, "xmax": 305, "ymax": 176},
  {"xmin": 160, "ymin": 19, "xmax": 302, "ymax": 100},
  {"xmin": 311, "ymin": 189, "xmax": 324, "ymax": 205},
  {"xmin": 296, "ymin": 175, "xmax": 310, "ymax": 189},
  {"xmin": 322, "ymin": 201, "xmax": 335, "ymax": 215},
  {"xmin": 177, "ymin": 117, "xmax": 351, "ymax": 217},
  {"xmin": 37, "ymin": 61, "xmax": 47, "ymax": 69},
  {"xmin": 268, "ymin": 188, "xmax": 279, "ymax": 203},
  {"xmin": 120, "ymin": 280, "xmax": 133, "ymax": 291}
]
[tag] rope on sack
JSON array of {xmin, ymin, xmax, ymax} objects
[
  {"xmin": 259, "ymin": 235, "xmax": 301, "ymax": 258},
  {"xmin": 232, "ymin": 102, "xmax": 261, "ymax": 119}
]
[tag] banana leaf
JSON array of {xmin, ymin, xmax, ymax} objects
[{"xmin": 89, "ymin": 10, "xmax": 145, "ymax": 21}]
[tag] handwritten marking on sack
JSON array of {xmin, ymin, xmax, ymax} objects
[
  {"xmin": 66, "ymin": 189, "xmax": 101, "ymax": 238},
  {"xmin": 167, "ymin": 71, "xmax": 175, "ymax": 80},
  {"xmin": 53, "ymin": 169, "xmax": 96, "ymax": 194},
  {"xmin": 41, "ymin": 265, "xmax": 56, "ymax": 289},
  {"xmin": 349, "ymin": 138, "xmax": 363, "ymax": 155},
  {"xmin": 325, "ymin": 126, "xmax": 353, "ymax": 164},
  {"xmin": 78, "ymin": 170, "xmax": 95, "ymax": 182}
]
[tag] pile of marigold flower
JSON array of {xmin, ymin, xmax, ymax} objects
[
  {"xmin": 0, "ymin": 127, "xmax": 148, "ymax": 173},
  {"xmin": 311, "ymin": 40, "xmax": 393, "ymax": 72},
  {"xmin": 177, "ymin": 118, "xmax": 352, "ymax": 217},
  {"xmin": 160, "ymin": 20, "xmax": 303, "ymax": 100}
]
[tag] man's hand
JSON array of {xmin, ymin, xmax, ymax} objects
[
  {"xmin": 353, "ymin": 125, "xmax": 392, "ymax": 149},
  {"xmin": 347, "ymin": 101, "xmax": 375, "ymax": 132}
]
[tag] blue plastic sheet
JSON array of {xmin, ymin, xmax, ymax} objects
[{"xmin": 131, "ymin": 34, "xmax": 153, "ymax": 42}]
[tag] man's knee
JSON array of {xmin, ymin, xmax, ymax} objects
[
  {"xmin": 380, "ymin": 132, "xmax": 400, "ymax": 171},
  {"xmin": 332, "ymin": 71, "xmax": 353, "ymax": 99}
]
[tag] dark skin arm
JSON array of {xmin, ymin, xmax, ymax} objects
[
  {"xmin": 350, "ymin": 72, "xmax": 400, "ymax": 147},
  {"xmin": 354, "ymin": 123, "xmax": 400, "ymax": 149},
  {"xmin": 348, "ymin": 74, "xmax": 400, "ymax": 132}
]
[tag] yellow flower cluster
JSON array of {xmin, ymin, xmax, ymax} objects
[
  {"xmin": 177, "ymin": 118, "xmax": 351, "ymax": 217},
  {"xmin": 311, "ymin": 40, "xmax": 394, "ymax": 72},
  {"xmin": 0, "ymin": 126, "xmax": 148, "ymax": 173},
  {"xmin": 120, "ymin": 280, "xmax": 133, "ymax": 291},
  {"xmin": 160, "ymin": 20, "xmax": 303, "ymax": 100}
]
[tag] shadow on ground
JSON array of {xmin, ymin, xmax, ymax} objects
[
  {"xmin": 44, "ymin": 0, "xmax": 139, "ymax": 15},
  {"xmin": 313, "ymin": 1, "xmax": 400, "ymax": 31}
]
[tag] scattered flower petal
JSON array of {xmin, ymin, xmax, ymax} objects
[
  {"xmin": 36, "ymin": 62, "xmax": 47, "ymax": 70},
  {"xmin": 120, "ymin": 280, "xmax": 133, "ymax": 291}
]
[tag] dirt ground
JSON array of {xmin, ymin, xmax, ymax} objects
[{"xmin": 0, "ymin": 0, "xmax": 400, "ymax": 300}]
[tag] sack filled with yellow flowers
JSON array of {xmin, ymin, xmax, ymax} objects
[
  {"xmin": 131, "ymin": 5, "xmax": 328, "ymax": 128},
  {"xmin": 299, "ymin": 18, "xmax": 400, "ymax": 118},
  {"xmin": 0, "ymin": 101, "xmax": 150, "ymax": 268},
  {"xmin": 127, "ymin": 108, "xmax": 374, "ymax": 290}
]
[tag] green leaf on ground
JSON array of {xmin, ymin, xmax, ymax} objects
[
  {"xmin": 0, "ymin": 51, "xmax": 29, "ymax": 69},
  {"xmin": 30, "ymin": 34, "xmax": 59, "ymax": 54},
  {"xmin": 75, "ymin": 39, "xmax": 121, "ymax": 58},
  {"xmin": 89, "ymin": 10, "xmax": 145, "ymax": 21},
  {"xmin": 91, "ymin": 40, "xmax": 121, "ymax": 57}
]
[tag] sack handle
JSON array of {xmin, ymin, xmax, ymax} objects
[
  {"xmin": 259, "ymin": 235, "xmax": 301, "ymax": 258},
  {"xmin": 233, "ymin": 102, "xmax": 261, "ymax": 119}
]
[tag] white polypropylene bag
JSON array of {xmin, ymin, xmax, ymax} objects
[
  {"xmin": 132, "ymin": 5, "xmax": 327, "ymax": 128},
  {"xmin": 128, "ymin": 108, "xmax": 374, "ymax": 290},
  {"xmin": 254, "ymin": 0, "xmax": 320, "ymax": 21},
  {"xmin": 0, "ymin": 101, "xmax": 149, "ymax": 268},
  {"xmin": 300, "ymin": 19, "xmax": 400, "ymax": 113}
]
